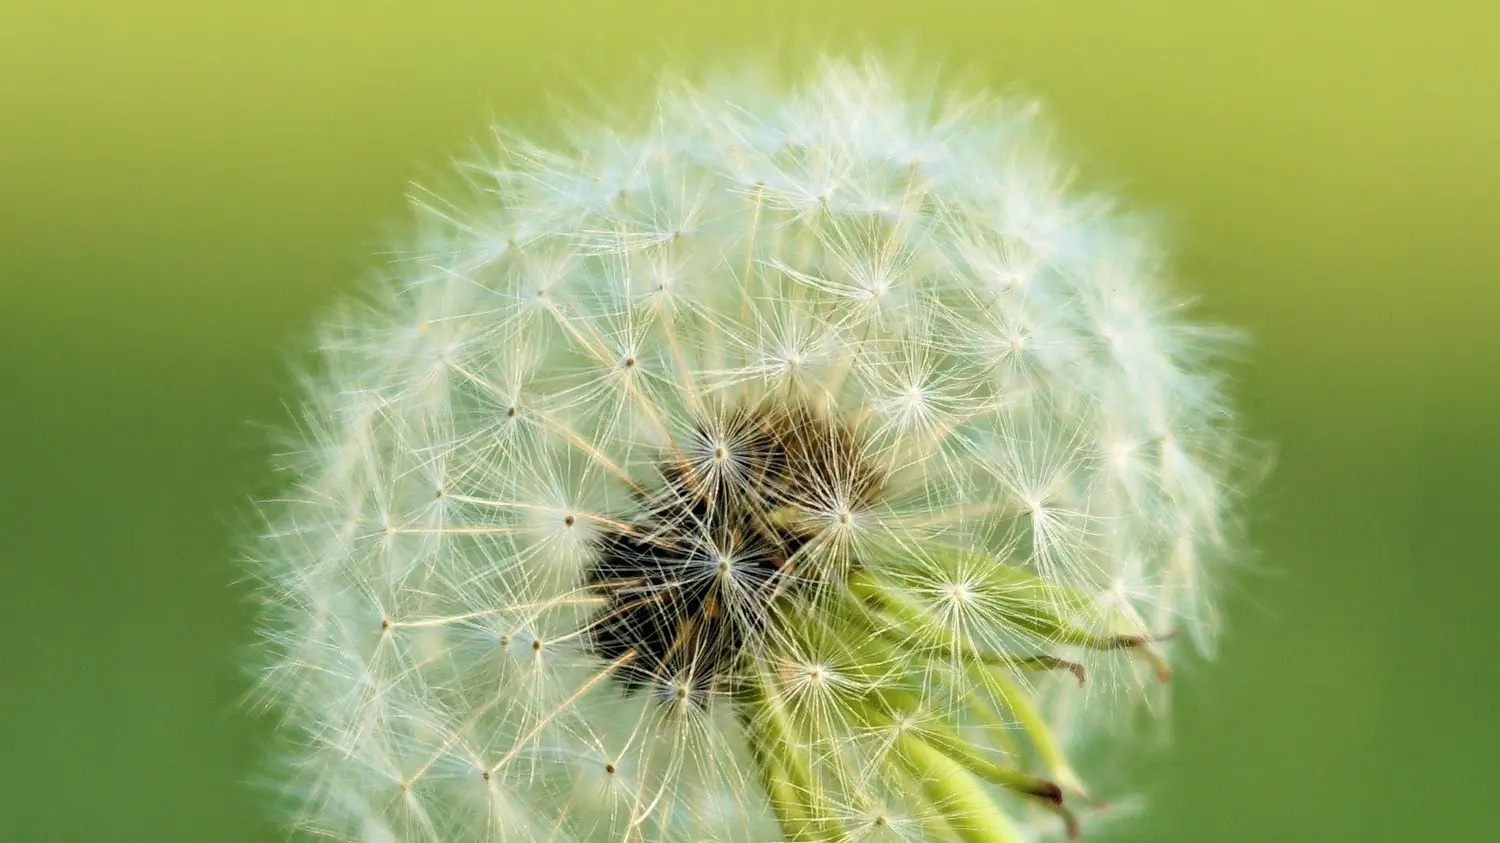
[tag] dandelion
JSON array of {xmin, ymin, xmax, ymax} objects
[{"xmin": 249, "ymin": 55, "xmax": 1252, "ymax": 842}]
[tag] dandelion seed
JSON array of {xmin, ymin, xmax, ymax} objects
[{"xmin": 249, "ymin": 54, "xmax": 1254, "ymax": 842}]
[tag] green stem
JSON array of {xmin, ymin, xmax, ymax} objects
[
  {"xmin": 843, "ymin": 566, "xmax": 1092, "ymax": 798},
  {"xmin": 747, "ymin": 565, "xmax": 1103, "ymax": 841},
  {"xmin": 738, "ymin": 667, "xmax": 849, "ymax": 842},
  {"xmin": 891, "ymin": 728, "xmax": 1029, "ymax": 843},
  {"xmin": 972, "ymin": 663, "xmax": 1088, "ymax": 798},
  {"xmin": 860, "ymin": 685, "xmax": 1063, "ymax": 805},
  {"xmin": 805, "ymin": 599, "xmax": 1065, "ymax": 836}
]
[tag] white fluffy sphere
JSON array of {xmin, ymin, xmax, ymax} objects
[{"xmin": 250, "ymin": 56, "xmax": 1249, "ymax": 843}]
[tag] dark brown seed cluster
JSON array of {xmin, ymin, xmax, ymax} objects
[{"xmin": 584, "ymin": 401, "xmax": 885, "ymax": 701}]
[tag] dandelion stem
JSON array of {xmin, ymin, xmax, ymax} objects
[
  {"xmin": 972, "ymin": 663, "xmax": 1088, "ymax": 798},
  {"xmin": 805, "ymin": 590, "xmax": 1067, "ymax": 829},
  {"xmin": 852, "ymin": 685, "xmax": 1064, "ymax": 805},
  {"xmin": 891, "ymin": 728, "xmax": 1029, "ymax": 843},
  {"xmin": 840, "ymin": 564, "xmax": 1095, "ymax": 798},
  {"xmin": 738, "ymin": 667, "xmax": 849, "ymax": 842},
  {"xmin": 920, "ymin": 721, "xmax": 1063, "ymax": 804}
]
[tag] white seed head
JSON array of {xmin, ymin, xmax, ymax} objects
[{"xmin": 250, "ymin": 55, "xmax": 1251, "ymax": 842}]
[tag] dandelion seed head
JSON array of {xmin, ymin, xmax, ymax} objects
[{"xmin": 251, "ymin": 54, "xmax": 1253, "ymax": 842}]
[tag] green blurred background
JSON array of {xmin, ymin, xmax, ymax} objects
[{"xmin": 3, "ymin": 2, "xmax": 1495, "ymax": 840}]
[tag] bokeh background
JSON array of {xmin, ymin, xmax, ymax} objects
[{"xmin": 3, "ymin": 2, "xmax": 1495, "ymax": 840}]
